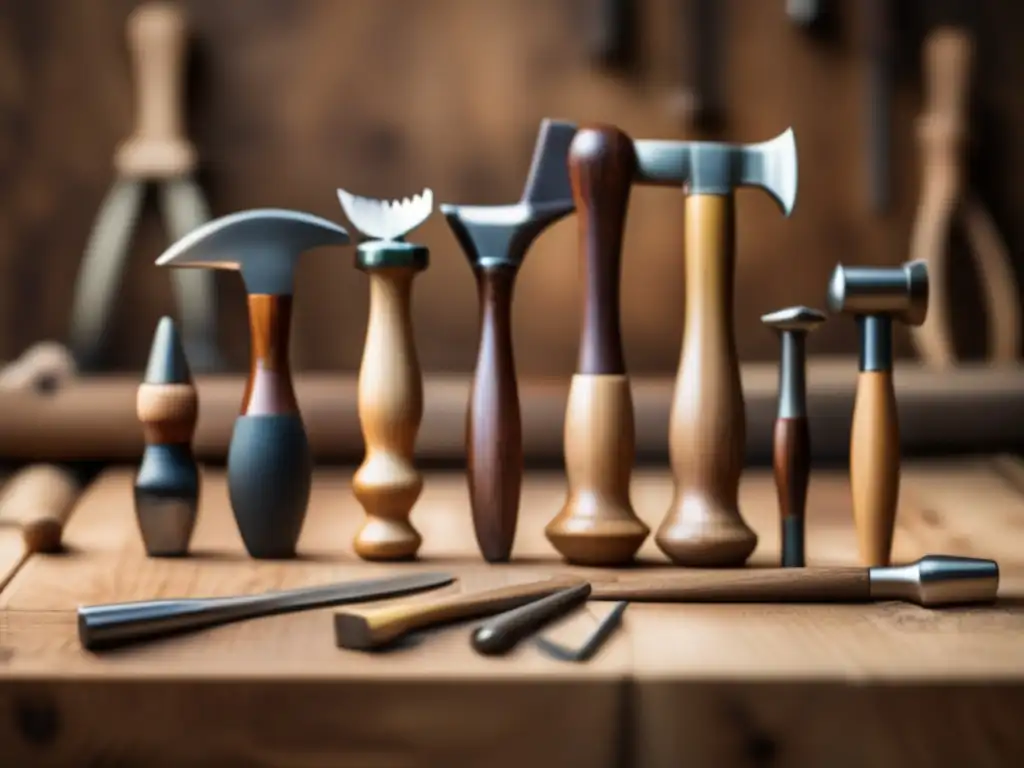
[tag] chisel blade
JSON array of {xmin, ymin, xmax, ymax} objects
[
  {"xmin": 68, "ymin": 179, "xmax": 146, "ymax": 372},
  {"xmin": 160, "ymin": 177, "xmax": 223, "ymax": 372}
]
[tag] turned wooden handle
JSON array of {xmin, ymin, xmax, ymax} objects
[
  {"xmin": 334, "ymin": 576, "xmax": 584, "ymax": 650},
  {"xmin": 773, "ymin": 416, "xmax": 810, "ymax": 567},
  {"xmin": 0, "ymin": 464, "xmax": 82, "ymax": 553},
  {"xmin": 353, "ymin": 268, "xmax": 424, "ymax": 561},
  {"xmin": 115, "ymin": 2, "xmax": 196, "ymax": 177},
  {"xmin": 590, "ymin": 567, "xmax": 870, "ymax": 602},
  {"xmin": 569, "ymin": 125, "xmax": 634, "ymax": 375},
  {"xmin": 467, "ymin": 267, "xmax": 521, "ymax": 563},
  {"xmin": 850, "ymin": 371, "xmax": 900, "ymax": 567}
]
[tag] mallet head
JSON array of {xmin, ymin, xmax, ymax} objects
[
  {"xmin": 440, "ymin": 118, "xmax": 577, "ymax": 269},
  {"xmin": 761, "ymin": 305, "xmax": 827, "ymax": 335},
  {"xmin": 827, "ymin": 260, "xmax": 929, "ymax": 326},
  {"xmin": 155, "ymin": 208, "xmax": 350, "ymax": 295},
  {"xmin": 632, "ymin": 127, "xmax": 798, "ymax": 215}
]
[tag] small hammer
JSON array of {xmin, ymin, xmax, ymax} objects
[{"xmin": 827, "ymin": 260, "xmax": 929, "ymax": 566}]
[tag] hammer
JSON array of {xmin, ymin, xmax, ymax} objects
[
  {"xmin": 827, "ymin": 260, "xmax": 929, "ymax": 566},
  {"xmin": 632, "ymin": 128, "xmax": 798, "ymax": 566},
  {"xmin": 156, "ymin": 209, "xmax": 351, "ymax": 559}
]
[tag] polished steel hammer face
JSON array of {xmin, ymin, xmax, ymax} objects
[
  {"xmin": 762, "ymin": 306, "xmax": 826, "ymax": 567},
  {"xmin": 827, "ymin": 260, "xmax": 929, "ymax": 567},
  {"xmin": 630, "ymin": 128, "xmax": 798, "ymax": 567}
]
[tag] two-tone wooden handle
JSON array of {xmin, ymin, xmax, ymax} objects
[
  {"xmin": 773, "ymin": 416, "xmax": 810, "ymax": 567},
  {"xmin": 0, "ymin": 464, "xmax": 82, "ymax": 553},
  {"xmin": 334, "ymin": 576, "xmax": 584, "ymax": 650},
  {"xmin": 467, "ymin": 266, "xmax": 521, "ymax": 563},
  {"xmin": 850, "ymin": 370, "xmax": 900, "ymax": 566},
  {"xmin": 115, "ymin": 1, "xmax": 196, "ymax": 177},
  {"xmin": 657, "ymin": 194, "xmax": 756, "ymax": 566},
  {"xmin": 545, "ymin": 125, "xmax": 649, "ymax": 567},
  {"xmin": 353, "ymin": 267, "xmax": 424, "ymax": 561}
]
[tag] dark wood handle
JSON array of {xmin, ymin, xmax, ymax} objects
[
  {"xmin": 467, "ymin": 266, "xmax": 521, "ymax": 562},
  {"xmin": 587, "ymin": 0, "xmax": 634, "ymax": 69},
  {"xmin": 590, "ymin": 568, "xmax": 871, "ymax": 602},
  {"xmin": 569, "ymin": 125, "xmax": 635, "ymax": 375},
  {"xmin": 243, "ymin": 295, "xmax": 298, "ymax": 417},
  {"xmin": 773, "ymin": 416, "xmax": 810, "ymax": 567},
  {"xmin": 471, "ymin": 583, "xmax": 592, "ymax": 656}
]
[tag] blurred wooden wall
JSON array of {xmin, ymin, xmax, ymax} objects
[{"xmin": 0, "ymin": 0, "xmax": 1020, "ymax": 375}]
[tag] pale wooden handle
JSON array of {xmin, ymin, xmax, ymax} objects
[
  {"xmin": 353, "ymin": 268, "xmax": 424, "ymax": 560},
  {"xmin": 116, "ymin": 2, "xmax": 196, "ymax": 176},
  {"xmin": 0, "ymin": 464, "xmax": 82, "ymax": 553},
  {"xmin": 850, "ymin": 371, "xmax": 900, "ymax": 567},
  {"xmin": 334, "ymin": 577, "xmax": 584, "ymax": 649},
  {"xmin": 591, "ymin": 567, "xmax": 870, "ymax": 602}
]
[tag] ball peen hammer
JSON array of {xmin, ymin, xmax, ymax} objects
[{"xmin": 633, "ymin": 128, "xmax": 799, "ymax": 566}]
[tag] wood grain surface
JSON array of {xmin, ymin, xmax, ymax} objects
[
  {"xmin": 2, "ymin": 0, "xmax": 1022, "ymax": 374},
  {"xmin": 1, "ymin": 457, "xmax": 1024, "ymax": 765}
]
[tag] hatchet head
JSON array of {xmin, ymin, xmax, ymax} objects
[
  {"xmin": 440, "ymin": 118, "xmax": 577, "ymax": 269},
  {"xmin": 155, "ymin": 208, "xmax": 350, "ymax": 295},
  {"xmin": 633, "ymin": 127, "xmax": 798, "ymax": 216}
]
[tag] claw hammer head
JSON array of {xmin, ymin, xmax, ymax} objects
[
  {"xmin": 439, "ymin": 118, "xmax": 577, "ymax": 269},
  {"xmin": 155, "ymin": 208, "xmax": 350, "ymax": 295},
  {"xmin": 633, "ymin": 127, "xmax": 798, "ymax": 215}
]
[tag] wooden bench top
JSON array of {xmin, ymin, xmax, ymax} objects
[{"xmin": 2, "ymin": 457, "xmax": 1023, "ymax": 766}]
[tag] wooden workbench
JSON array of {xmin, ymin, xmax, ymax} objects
[{"xmin": 2, "ymin": 458, "xmax": 1024, "ymax": 767}]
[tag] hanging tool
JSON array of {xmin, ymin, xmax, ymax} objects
[
  {"xmin": 587, "ymin": 0, "xmax": 636, "ymax": 71},
  {"xmin": 908, "ymin": 26, "xmax": 1021, "ymax": 368},
  {"xmin": 672, "ymin": 0, "xmax": 724, "ymax": 132},
  {"xmin": 534, "ymin": 601, "xmax": 628, "ymax": 663},
  {"xmin": 79, "ymin": 572, "xmax": 455, "ymax": 651},
  {"xmin": 69, "ymin": 2, "xmax": 222, "ymax": 372},
  {"xmin": 864, "ymin": 0, "xmax": 892, "ymax": 214}
]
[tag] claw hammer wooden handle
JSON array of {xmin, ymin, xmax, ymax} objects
[{"xmin": 115, "ymin": 1, "xmax": 196, "ymax": 177}]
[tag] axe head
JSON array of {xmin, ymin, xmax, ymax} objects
[
  {"xmin": 634, "ymin": 127, "xmax": 798, "ymax": 216},
  {"xmin": 155, "ymin": 208, "xmax": 350, "ymax": 295}
]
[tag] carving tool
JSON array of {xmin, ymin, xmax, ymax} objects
[
  {"xmin": 761, "ymin": 306, "xmax": 826, "ymax": 567},
  {"xmin": 69, "ymin": 2, "xmax": 222, "ymax": 372},
  {"xmin": 633, "ymin": 128, "xmax": 798, "ymax": 566},
  {"xmin": 534, "ymin": 601, "xmax": 628, "ymax": 663},
  {"xmin": 471, "ymin": 583, "xmax": 591, "ymax": 656},
  {"xmin": 79, "ymin": 571, "xmax": 455, "ymax": 652},
  {"xmin": 0, "ymin": 464, "xmax": 83, "ymax": 555},
  {"xmin": 338, "ymin": 188, "xmax": 433, "ymax": 562},
  {"xmin": 334, "ymin": 576, "xmax": 586, "ymax": 651},
  {"xmin": 587, "ymin": 0, "xmax": 635, "ymax": 71},
  {"xmin": 440, "ymin": 120, "xmax": 577, "ymax": 563},
  {"xmin": 827, "ymin": 260, "xmax": 929, "ymax": 566},
  {"xmin": 134, "ymin": 316, "xmax": 199, "ymax": 557},
  {"xmin": 908, "ymin": 26, "xmax": 1021, "ymax": 368},
  {"xmin": 589, "ymin": 555, "xmax": 998, "ymax": 607},
  {"xmin": 156, "ymin": 209, "xmax": 350, "ymax": 559},
  {"xmin": 864, "ymin": 0, "xmax": 892, "ymax": 214},
  {"xmin": 545, "ymin": 125, "xmax": 650, "ymax": 566}
]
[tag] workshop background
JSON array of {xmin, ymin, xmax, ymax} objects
[{"xmin": 0, "ymin": 0, "xmax": 1019, "ymax": 375}]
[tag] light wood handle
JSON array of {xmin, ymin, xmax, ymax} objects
[
  {"xmin": 0, "ymin": 464, "xmax": 82, "ymax": 553},
  {"xmin": 0, "ymin": 342, "xmax": 77, "ymax": 393},
  {"xmin": 923, "ymin": 28, "xmax": 972, "ymax": 130},
  {"xmin": 115, "ymin": 2, "xmax": 196, "ymax": 177},
  {"xmin": 850, "ymin": 371, "xmax": 900, "ymax": 566},
  {"xmin": 137, "ymin": 383, "xmax": 198, "ymax": 444},
  {"xmin": 353, "ymin": 268, "xmax": 424, "ymax": 561},
  {"xmin": 657, "ymin": 194, "xmax": 756, "ymax": 566},
  {"xmin": 545, "ymin": 374, "xmax": 648, "ymax": 565},
  {"xmin": 590, "ymin": 567, "xmax": 870, "ymax": 602},
  {"xmin": 333, "ymin": 576, "xmax": 584, "ymax": 650}
]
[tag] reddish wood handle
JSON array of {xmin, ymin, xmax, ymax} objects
[
  {"xmin": 569, "ymin": 125, "xmax": 635, "ymax": 375},
  {"xmin": 242, "ymin": 295, "xmax": 298, "ymax": 417},
  {"xmin": 773, "ymin": 416, "xmax": 810, "ymax": 567},
  {"xmin": 467, "ymin": 267, "xmax": 521, "ymax": 562}
]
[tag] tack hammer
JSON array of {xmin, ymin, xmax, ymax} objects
[
  {"xmin": 828, "ymin": 260, "xmax": 929, "ymax": 566},
  {"xmin": 632, "ymin": 128, "xmax": 798, "ymax": 566}
]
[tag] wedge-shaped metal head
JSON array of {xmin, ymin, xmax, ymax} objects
[
  {"xmin": 337, "ymin": 188, "xmax": 433, "ymax": 242},
  {"xmin": 633, "ymin": 127, "xmax": 798, "ymax": 215},
  {"xmin": 440, "ymin": 118, "xmax": 577, "ymax": 269},
  {"xmin": 143, "ymin": 316, "xmax": 192, "ymax": 385},
  {"xmin": 155, "ymin": 208, "xmax": 350, "ymax": 295},
  {"xmin": 761, "ymin": 305, "xmax": 827, "ymax": 334}
]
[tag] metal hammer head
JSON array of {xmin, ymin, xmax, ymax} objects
[
  {"xmin": 827, "ymin": 260, "xmax": 929, "ymax": 326},
  {"xmin": 155, "ymin": 208, "xmax": 350, "ymax": 295},
  {"xmin": 761, "ymin": 305, "xmax": 827, "ymax": 335},
  {"xmin": 439, "ymin": 118, "xmax": 577, "ymax": 269},
  {"xmin": 632, "ymin": 127, "xmax": 797, "ymax": 215}
]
